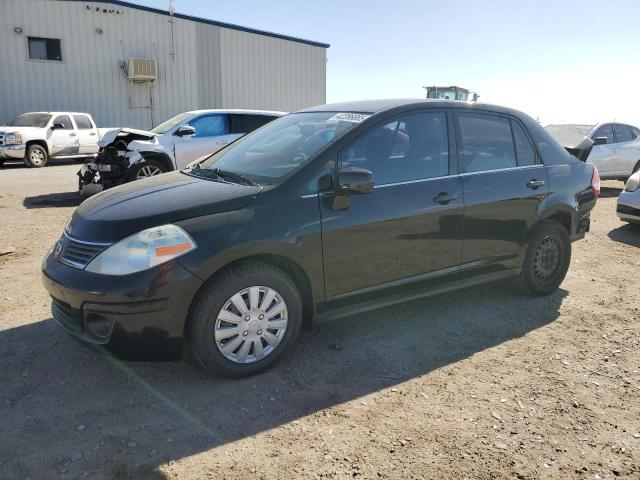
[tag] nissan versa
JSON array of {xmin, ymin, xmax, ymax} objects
[{"xmin": 42, "ymin": 100, "xmax": 599, "ymax": 378}]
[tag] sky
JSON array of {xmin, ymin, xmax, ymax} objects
[{"xmin": 133, "ymin": 0, "xmax": 640, "ymax": 126}]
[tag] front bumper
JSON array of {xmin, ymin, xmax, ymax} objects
[
  {"xmin": 42, "ymin": 251, "xmax": 203, "ymax": 360},
  {"xmin": 617, "ymin": 191, "xmax": 640, "ymax": 223},
  {"xmin": 0, "ymin": 144, "xmax": 26, "ymax": 160}
]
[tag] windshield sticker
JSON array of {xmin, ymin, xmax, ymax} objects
[{"xmin": 327, "ymin": 113, "xmax": 371, "ymax": 123}]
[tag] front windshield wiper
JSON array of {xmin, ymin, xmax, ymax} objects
[
  {"xmin": 183, "ymin": 166, "xmax": 258, "ymax": 187},
  {"xmin": 209, "ymin": 168, "xmax": 259, "ymax": 186}
]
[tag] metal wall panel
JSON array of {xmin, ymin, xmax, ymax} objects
[
  {"xmin": 218, "ymin": 29, "xmax": 326, "ymax": 113},
  {"xmin": 0, "ymin": 0, "xmax": 327, "ymax": 130}
]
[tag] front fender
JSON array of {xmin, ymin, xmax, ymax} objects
[{"xmin": 174, "ymin": 195, "xmax": 325, "ymax": 310}]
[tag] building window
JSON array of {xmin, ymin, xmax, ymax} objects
[{"xmin": 28, "ymin": 37, "xmax": 62, "ymax": 61}]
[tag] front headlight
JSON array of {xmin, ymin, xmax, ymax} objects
[
  {"xmin": 5, "ymin": 132, "xmax": 23, "ymax": 145},
  {"xmin": 85, "ymin": 224, "xmax": 196, "ymax": 275},
  {"xmin": 625, "ymin": 171, "xmax": 640, "ymax": 192}
]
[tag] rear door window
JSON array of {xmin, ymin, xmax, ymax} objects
[
  {"xmin": 631, "ymin": 126, "xmax": 640, "ymax": 139},
  {"xmin": 52, "ymin": 115, "xmax": 73, "ymax": 130},
  {"xmin": 340, "ymin": 111, "xmax": 449, "ymax": 184},
  {"xmin": 592, "ymin": 124, "xmax": 614, "ymax": 144},
  {"xmin": 73, "ymin": 115, "xmax": 93, "ymax": 130},
  {"xmin": 229, "ymin": 114, "xmax": 276, "ymax": 134},
  {"xmin": 456, "ymin": 113, "xmax": 516, "ymax": 173},
  {"xmin": 613, "ymin": 124, "xmax": 634, "ymax": 143},
  {"xmin": 188, "ymin": 114, "xmax": 229, "ymax": 138}
]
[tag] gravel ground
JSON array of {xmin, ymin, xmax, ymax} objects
[{"xmin": 1, "ymin": 161, "xmax": 639, "ymax": 480}]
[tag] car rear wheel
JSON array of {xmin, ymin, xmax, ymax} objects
[
  {"xmin": 517, "ymin": 221, "xmax": 571, "ymax": 296},
  {"xmin": 128, "ymin": 158, "xmax": 167, "ymax": 181},
  {"xmin": 187, "ymin": 261, "xmax": 302, "ymax": 378},
  {"xmin": 24, "ymin": 144, "xmax": 48, "ymax": 168}
]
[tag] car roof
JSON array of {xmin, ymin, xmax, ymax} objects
[
  {"xmin": 185, "ymin": 109, "xmax": 287, "ymax": 116},
  {"xmin": 299, "ymin": 99, "xmax": 526, "ymax": 116}
]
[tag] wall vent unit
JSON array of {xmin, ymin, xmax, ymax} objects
[{"xmin": 127, "ymin": 58, "xmax": 157, "ymax": 82}]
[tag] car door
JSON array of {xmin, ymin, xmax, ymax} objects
[
  {"xmin": 612, "ymin": 124, "xmax": 640, "ymax": 177},
  {"xmin": 455, "ymin": 112, "xmax": 548, "ymax": 270},
  {"xmin": 72, "ymin": 114, "xmax": 99, "ymax": 155},
  {"xmin": 173, "ymin": 113, "xmax": 230, "ymax": 168},
  {"xmin": 319, "ymin": 110, "xmax": 464, "ymax": 301},
  {"xmin": 588, "ymin": 124, "xmax": 617, "ymax": 176},
  {"xmin": 48, "ymin": 114, "xmax": 79, "ymax": 156}
]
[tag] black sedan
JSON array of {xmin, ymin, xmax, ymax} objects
[{"xmin": 42, "ymin": 99, "xmax": 599, "ymax": 377}]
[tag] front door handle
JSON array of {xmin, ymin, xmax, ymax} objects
[
  {"xmin": 527, "ymin": 179, "xmax": 545, "ymax": 189},
  {"xmin": 89, "ymin": 132, "xmax": 97, "ymax": 136},
  {"xmin": 69, "ymin": 132, "xmax": 77, "ymax": 137},
  {"xmin": 433, "ymin": 192, "xmax": 457, "ymax": 204}
]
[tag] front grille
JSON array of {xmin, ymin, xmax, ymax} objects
[
  {"xmin": 617, "ymin": 204, "xmax": 640, "ymax": 217},
  {"xmin": 55, "ymin": 233, "xmax": 110, "ymax": 269}
]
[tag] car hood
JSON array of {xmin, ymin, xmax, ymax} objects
[
  {"xmin": 544, "ymin": 125, "xmax": 595, "ymax": 162},
  {"xmin": 0, "ymin": 126, "xmax": 44, "ymax": 134},
  {"xmin": 98, "ymin": 127, "xmax": 157, "ymax": 148},
  {"xmin": 67, "ymin": 171, "xmax": 262, "ymax": 242}
]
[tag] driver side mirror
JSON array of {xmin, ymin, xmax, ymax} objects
[
  {"xmin": 337, "ymin": 167, "xmax": 374, "ymax": 194},
  {"xmin": 332, "ymin": 167, "xmax": 374, "ymax": 211},
  {"xmin": 593, "ymin": 136, "xmax": 608, "ymax": 146},
  {"xmin": 51, "ymin": 123, "xmax": 65, "ymax": 130},
  {"xmin": 176, "ymin": 125, "xmax": 196, "ymax": 137}
]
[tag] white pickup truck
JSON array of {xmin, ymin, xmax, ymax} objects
[{"xmin": 0, "ymin": 112, "xmax": 113, "ymax": 167}]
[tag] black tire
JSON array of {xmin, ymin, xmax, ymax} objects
[
  {"xmin": 186, "ymin": 261, "xmax": 303, "ymax": 378},
  {"xmin": 0, "ymin": 159, "xmax": 5, "ymax": 167},
  {"xmin": 127, "ymin": 158, "xmax": 168, "ymax": 181},
  {"xmin": 24, "ymin": 144, "xmax": 48, "ymax": 168},
  {"xmin": 517, "ymin": 221, "xmax": 571, "ymax": 296}
]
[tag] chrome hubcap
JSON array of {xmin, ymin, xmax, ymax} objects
[
  {"xmin": 533, "ymin": 236, "xmax": 561, "ymax": 280},
  {"xmin": 30, "ymin": 148, "xmax": 44, "ymax": 165},
  {"xmin": 214, "ymin": 286, "xmax": 288, "ymax": 364},
  {"xmin": 136, "ymin": 165, "xmax": 162, "ymax": 178}
]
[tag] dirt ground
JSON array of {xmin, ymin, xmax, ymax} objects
[{"xmin": 1, "ymin": 160, "xmax": 639, "ymax": 480}]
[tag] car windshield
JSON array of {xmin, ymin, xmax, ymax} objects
[
  {"xmin": 195, "ymin": 112, "xmax": 369, "ymax": 184},
  {"xmin": 10, "ymin": 113, "xmax": 51, "ymax": 128},
  {"xmin": 150, "ymin": 112, "xmax": 194, "ymax": 134}
]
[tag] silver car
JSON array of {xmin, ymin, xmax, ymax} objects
[
  {"xmin": 79, "ymin": 109, "xmax": 285, "ymax": 195},
  {"xmin": 546, "ymin": 122, "xmax": 640, "ymax": 180},
  {"xmin": 617, "ymin": 171, "xmax": 640, "ymax": 223}
]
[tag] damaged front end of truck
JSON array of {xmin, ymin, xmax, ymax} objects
[{"xmin": 78, "ymin": 128, "xmax": 172, "ymax": 197}]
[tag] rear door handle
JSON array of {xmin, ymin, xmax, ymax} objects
[
  {"xmin": 527, "ymin": 179, "xmax": 545, "ymax": 189},
  {"xmin": 69, "ymin": 132, "xmax": 77, "ymax": 137},
  {"xmin": 433, "ymin": 192, "xmax": 457, "ymax": 204},
  {"xmin": 89, "ymin": 132, "xmax": 97, "ymax": 136}
]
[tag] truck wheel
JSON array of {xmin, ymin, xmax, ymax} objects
[
  {"xmin": 24, "ymin": 144, "xmax": 48, "ymax": 168},
  {"xmin": 517, "ymin": 221, "xmax": 571, "ymax": 296},
  {"xmin": 128, "ymin": 159, "xmax": 167, "ymax": 181},
  {"xmin": 186, "ymin": 261, "xmax": 303, "ymax": 378}
]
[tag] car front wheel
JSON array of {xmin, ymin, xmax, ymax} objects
[
  {"xmin": 128, "ymin": 158, "xmax": 168, "ymax": 181},
  {"xmin": 24, "ymin": 144, "xmax": 48, "ymax": 168},
  {"xmin": 187, "ymin": 262, "xmax": 303, "ymax": 378},
  {"xmin": 517, "ymin": 221, "xmax": 571, "ymax": 296}
]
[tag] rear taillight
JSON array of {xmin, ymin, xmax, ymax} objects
[{"xmin": 591, "ymin": 165, "xmax": 601, "ymax": 197}]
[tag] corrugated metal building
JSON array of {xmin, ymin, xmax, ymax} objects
[{"xmin": 0, "ymin": 0, "xmax": 329, "ymax": 129}]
